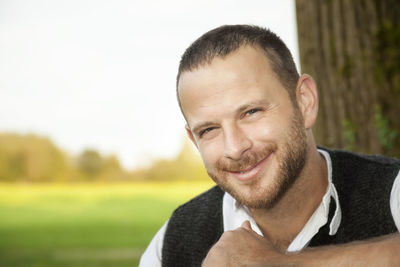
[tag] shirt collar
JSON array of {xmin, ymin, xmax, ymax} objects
[{"xmin": 318, "ymin": 149, "xmax": 341, "ymax": 236}]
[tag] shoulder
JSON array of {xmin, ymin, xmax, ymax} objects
[
  {"xmin": 162, "ymin": 185, "xmax": 225, "ymax": 266},
  {"xmin": 318, "ymin": 147, "xmax": 399, "ymax": 241},
  {"xmin": 320, "ymin": 147, "xmax": 399, "ymax": 213},
  {"xmin": 165, "ymin": 185, "xmax": 225, "ymax": 231},
  {"xmin": 320, "ymin": 146, "xmax": 400, "ymax": 165},
  {"xmin": 320, "ymin": 147, "xmax": 400, "ymax": 183},
  {"xmin": 172, "ymin": 185, "xmax": 224, "ymax": 215}
]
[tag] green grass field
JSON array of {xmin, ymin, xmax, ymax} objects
[{"xmin": 0, "ymin": 181, "xmax": 215, "ymax": 266}]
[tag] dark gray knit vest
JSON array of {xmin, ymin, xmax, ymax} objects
[{"xmin": 161, "ymin": 149, "xmax": 400, "ymax": 266}]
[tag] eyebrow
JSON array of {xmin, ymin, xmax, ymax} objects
[{"xmin": 190, "ymin": 99, "xmax": 271, "ymax": 135}]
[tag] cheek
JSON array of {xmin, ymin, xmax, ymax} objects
[
  {"xmin": 245, "ymin": 119, "xmax": 278, "ymax": 142},
  {"xmin": 198, "ymin": 141, "xmax": 223, "ymax": 168}
]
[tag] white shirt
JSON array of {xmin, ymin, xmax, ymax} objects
[{"xmin": 139, "ymin": 150, "xmax": 400, "ymax": 266}]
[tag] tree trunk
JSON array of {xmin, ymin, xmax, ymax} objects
[{"xmin": 296, "ymin": 0, "xmax": 400, "ymax": 157}]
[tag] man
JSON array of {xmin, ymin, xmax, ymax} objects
[{"xmin": 140, "ymin": 25, "xmax": 400, "ymax": 266}]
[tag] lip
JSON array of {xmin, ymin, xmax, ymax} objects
[{"xmin": 227, "ymin": 153, "xmax": 272, "ymax": 182}]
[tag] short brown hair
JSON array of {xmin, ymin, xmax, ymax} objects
[{"xmin": 177, "ymin": 25, "xmax": 299, "ymax": 109}]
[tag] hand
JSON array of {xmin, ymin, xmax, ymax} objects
[{"xmin": 202, "ymin": 221, "xmax": 286, "ymax": 267}]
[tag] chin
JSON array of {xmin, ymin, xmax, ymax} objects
[
  {"xmin": 233, "ymin": 188, "xmax": 280, "ymax": 209},
  {"xmin": 218, "ymin": 177, "xmax": 281, "ymax": 209}
]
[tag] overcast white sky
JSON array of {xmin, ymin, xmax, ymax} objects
[{"xmin": 0, "ymin": 0, "xmax": 299, "ymax": 169}]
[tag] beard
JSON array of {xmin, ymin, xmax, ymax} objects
[{"xmin": 206, "ymin": 110, "xmax": 308, "ymax": 209}]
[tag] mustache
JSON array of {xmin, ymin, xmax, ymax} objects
[{"xmin": 216, "ymin": 144, "xmax": 277, "ymax": 172}]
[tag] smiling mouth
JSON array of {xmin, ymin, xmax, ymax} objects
[{"xmin": 227, "ymin": 153, "xmax": 272, "ymax": 181}]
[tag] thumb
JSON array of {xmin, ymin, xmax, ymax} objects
[{"xmin": 241, "ymin": 220, "xmax": 252, "ymax": 231}]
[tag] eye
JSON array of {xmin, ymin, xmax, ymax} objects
[
  {"xmin": 199, "ymin": 127, "xmax": 216, "ymax": 138},
  {"xmin": 245, "ymin": 108, "xmax": 261, "ymax": 116}
]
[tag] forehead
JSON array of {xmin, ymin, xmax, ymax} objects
[
  {"xmin": 178, "ymin": 46, "xmax": 288, "ymax": 124},
  {"xmin": 179, "ymin": 45, "xmax": 274, "ymax": 89}
]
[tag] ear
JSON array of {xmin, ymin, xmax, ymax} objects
[
  {"xmin": 295, "ymin": 74, "xmax": 319, "ymax": 129},
  {"xmin": 185, "ymin": 124, "xmax": 198, "ymax": 148}
]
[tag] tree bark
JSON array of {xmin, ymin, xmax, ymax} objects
[{"xmin": 296, "ymin": 0, "xmax": 400, "ymax": 156}]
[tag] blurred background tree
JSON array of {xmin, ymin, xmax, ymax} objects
[
  {"xmin": 77, "ymin": 149, "xmax": 103, "ymax": 180},
  {"xmin": 296, "ymin": 0, "xmax": 400, "ymax": 156},
  {"xmin": 0, "ymin": 133, "xmax": 208, "ymax": 182},
  {"xmin": 142, "ymin": 139, "xmax": 209, "ymax": 181},
  {"xmin": 0, "ymin": 133, "xmax": 67, "ymax": 182}
]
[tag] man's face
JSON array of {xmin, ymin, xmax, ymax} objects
[{"xmin": 178, "ymin": 46, "xmax": 308, "ymax": 209}]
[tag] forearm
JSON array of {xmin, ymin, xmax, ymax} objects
[
  {"xmin": 202, "ymin": 222, "xmax": 400, "ymax": 267},
  {"xmin": 286, "ymin": 234, "xmax": 400, "ymax": 267}
]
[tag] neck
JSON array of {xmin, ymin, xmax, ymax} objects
[{"xmin": 249, "ymin": 145, "xmax": 328, "ymax": 251}]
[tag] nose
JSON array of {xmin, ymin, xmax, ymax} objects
[{"xmin": 223, "ymin": 124, "xmax": 252, "ymax": 160}]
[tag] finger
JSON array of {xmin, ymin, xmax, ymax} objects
[{"xmin": 241, "ymin": 220, "xmax": 252, "ymax": 231}]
